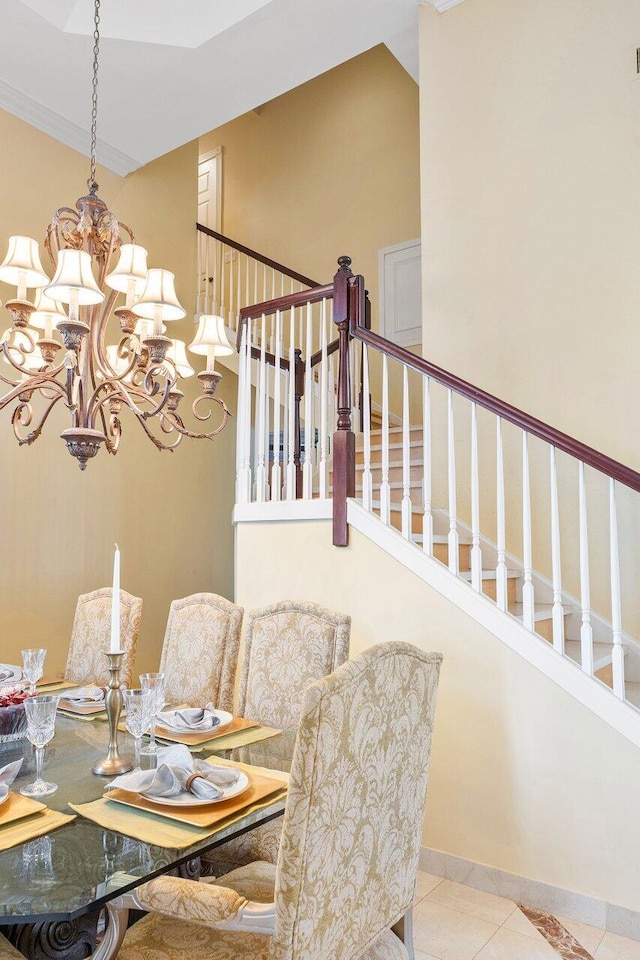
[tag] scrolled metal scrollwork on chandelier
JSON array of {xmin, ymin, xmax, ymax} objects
[{"xmin": 0, "ymin": 0, "xmax": 231, "ymax": 469}]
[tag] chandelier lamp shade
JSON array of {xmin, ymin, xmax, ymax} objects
[{"xmin": 0, "ymin": 0, "xmax": 229, "ymax": 469}]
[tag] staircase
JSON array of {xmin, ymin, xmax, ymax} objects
[{"xmin": 200, "ymin": 224, "xmax": 640, "ymax": 745}]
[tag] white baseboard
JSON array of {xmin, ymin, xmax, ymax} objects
[{"xmin": 419, "ymin": 846, "xmax": 640, "ymax": 942}]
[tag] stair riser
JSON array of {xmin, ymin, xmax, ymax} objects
[
  {"xmin": 482, "ymin": 576, "xmax": 518, "ymax": 608},
  {"xmin": 433, "ymin": 542, "xmax": 472, "ymax": 571}
]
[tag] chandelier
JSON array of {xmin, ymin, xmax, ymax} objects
[{"xmin": 0, "ymin": 0, "xmax": 231, "ymax": 469}]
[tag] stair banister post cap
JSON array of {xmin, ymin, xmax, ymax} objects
[{"xmin": 337, "ymin": 255, "xmax": 352, "ymax": 273}]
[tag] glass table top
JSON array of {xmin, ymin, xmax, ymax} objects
[{"xmin": 0, "ymin": 717, "xmax": 295, "ymax": 924}]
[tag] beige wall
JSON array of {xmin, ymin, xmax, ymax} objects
[
  {"xmin": 200, "ymin": 44, "xmax": 421, "ymax": 330},
  {"xmin": 235, "ymin": 518, "xmax": 640, "ymax": 912},
  {"xmin": 0, "ymin": 108, "xmax": 236, "ymax": 677},
  {"xmin": 420, "ymin": 0, "xmax": 640, "ymax": 470}
]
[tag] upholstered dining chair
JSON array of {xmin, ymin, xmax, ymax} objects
[
  {"xmin": 159, "ymin": 593, "xmax": 243, "ymax": 711},
  {"xmin": 106, "ymin": 641, "xmax": 442, "ymax": 960},
  {"xmin": 203, "ymin": 599, "xmax": 350, "ymax": 873},
  {"xmin": 64, "ymin": 588, "xmax": 142, "ymax": 688}
]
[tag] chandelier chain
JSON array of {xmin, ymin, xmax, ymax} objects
[{"xmin": 89, "ymin": 0, "xmax": 101, "ymax": 195}]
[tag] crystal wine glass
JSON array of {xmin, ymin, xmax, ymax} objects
[
  {"xmin": 122, "ymin": 688, "xmax": 154, "ymax": 772},
  {"xmin": 20, "ymin": 695, "xmax": 59, "ymax": 797},
  {"xmin": 139, "ymin": 672, "xmax": 166, "ymax": 757},
  {"xmin": 21, "ymin": 649, "xmax": 46, "ymax": 695}
]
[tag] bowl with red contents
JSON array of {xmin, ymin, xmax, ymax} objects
[{"xmin": 0, "ymin": 686, "xmax": 34, "ymax": 742}]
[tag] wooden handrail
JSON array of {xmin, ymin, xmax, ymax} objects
[
  {"xmin": 196, "ymin": 223, "xmax": 322, "ymax": 290},
  {"xmin": 349, "ymin": 284, "xmax": 640, "ymax": 493},
  {"xmin": 237, "ymin": 285, "xmax": 334, "ymax": 351}
]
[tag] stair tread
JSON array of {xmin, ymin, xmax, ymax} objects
[
  {"xmin": 512, "ymin": 603, "xmax": 573, "ymax": 622},
  {"xmin": 625, "ymin": 682, "xmax": 640, "ymax": 709}
]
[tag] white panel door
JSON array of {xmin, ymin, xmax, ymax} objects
[
  {"xmin": 198, "ymin": 147, "xmax": 222, "ymax": 231},
  {"xmin": 379, "ymin": 238, "xmax": 422, "ymax": 347}
]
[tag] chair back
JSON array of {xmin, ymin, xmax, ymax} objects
[
  {"xmin": 159, "ymin": 593, "xmax": 243, "ymax": 711},
  {"xmin": 65, "ymin": 588, "xmax": 142, "ymax": 687},
  {"xmin": 270, "ymin": 642, "xmax": 442, "ymax": 960},
  {"xmin": 237, "ymin": 601, "xmax": 350, "ymax": 728}
]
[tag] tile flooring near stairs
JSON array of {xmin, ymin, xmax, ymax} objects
[{"xmin": 412, "ymin": 871, "xmax": 640, "ymax": 960}]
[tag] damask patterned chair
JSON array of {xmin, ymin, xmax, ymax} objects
[
  {"xmin": 64, "ymin": 588, "xmax": 142, "ymax": 688},
  {"xmin": 111, "ymin": 641, "xmax": 442, "ymax": 960},
  {"xmin": 159, "ymin": 593, "xmax": 243, "ymax": 711},
  {"xmin": 202, "ymin": 599, "xmax": 350, "ymax": 873}
]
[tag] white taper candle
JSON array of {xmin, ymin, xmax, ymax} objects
[{"xmin": 110, "ymin": 543, "xmax": 120, "ymax": 653}]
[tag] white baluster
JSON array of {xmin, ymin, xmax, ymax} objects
[
  {"xmin": 319, "ymin": 299, "xmax": 329, "ymax": 498},
  {"xmin": 470, "ymin": 403, "xmax": 482, "ymax": 591},
  {"xmin": 609, "ymin": 478, "xmax": 625, "ymax": 698},
  {"xmin": 550, "ymin": 447, "xmax": 565, "ymax": 652},
  {"xmin": 578, "ymin": 461, "xmax": 594, "ymax": 675},
  {"xmin": 361, "ymin": 344, "xmax": 372, "ymax": 511},
  {"xmin": 236, "ymin": 253, "xmax": 242, "ymax": 331},
  {"xmin": 271, "ymin": 310, "xmax": 282, "ymax": 501},
  {"xmin": 380, "ymin": 354, "xmax": 391, "ymax": 525},
  {"xmin": 196, "ymin": 230, "xmax": 202, "ymax": 316},
  {"xmin": 245, "ymin": 252, "xmax": 250, "ymax": 310},
  {"xmin": 220, "ymin": 242, "xmax": 226, "ymax": 319},
  {"xmin": 228, "ymin": 248, "xmax": 235, "ymax": 330},
  {"xmin": 235, "ymin": 323, "xmax": 247, "ymax": 502},
  {"xmin": 237, "ymin": 322, "xmax": 253, "ymax": 503},
  {"xmin": 254, "ymin": 314, "xmax": 267, "ymax": 501},
  {"xmin": 401, "ymin": 366, "xmax": 412, "ymax": 539},
  {"xmin": 286, "ymin": 306, "xmax": 296, "ymax": 499},
  {"xmin": 204, "ymin": 235, "xmax": 211, "ymax": 313},
  {"xmin": 522, "ymin": 432, "xmax": 534, "ymax": 629},
  {"xmin": 447, "ymin": 390, "xmax": 459, "ymax": 574},
  {"xmin": 496, "ymin": 418, "xmax": 508, "ymax": 610},
  {"xmin": 303, "ymin": 302, "xmax": 313, "ymax": 499},
  {"xmin": 422, "ymin": 377, "xmax": 433, "ymax": 556},
  {"xmin": 254, "ymin": 259, "xmax": 259, "ymax": 306},
  {"xmin": 212, "ymin": 238, "xmax": 219, "ymax": 315}
]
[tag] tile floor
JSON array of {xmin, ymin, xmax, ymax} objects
[{"xmin": 412, "ymin": 871, "xmax": 640, "ymax": 960}]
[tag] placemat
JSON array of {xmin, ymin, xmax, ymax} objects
[
  {"xmin": 37, "ymin": 679, "xmax": 80, "ymax": 694},
  {"xmin": 58, "ymin": 709, "xmax": 108, "ymax": 723},
  {"xmin": 143, "ymin": 716, "xmax": 260, "ymax": 747},
  {"xmin": 164, "ymin": 725, "xmax": 282, "ymax": 753},
  {"xmin": 58, "ymin": 699, "xmax": 106, "ymax": 716},
  {"xmin": 0, "ymin": 792, "xmax": 46, "ymax": 827},
  {"xmin": 70, "ymin": 785, "xmax": 287, "ymax": 849},
  {"xmin": 0, "ymin": 809, "xmax": 76, "ymax": 851}
]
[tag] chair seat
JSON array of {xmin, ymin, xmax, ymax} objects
[{"xmin": 118, "ymin": 861, "xmax": 409, "ymax": 960}]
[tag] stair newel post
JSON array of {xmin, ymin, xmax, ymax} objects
[{"xmin": 332, "ymin": 255, "xmax": 356, "ymax": 547}]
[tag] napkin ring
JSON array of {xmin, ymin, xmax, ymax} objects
[{"xmin": 185, "ymin": 773, "xmax": 201, "ymax": 792}]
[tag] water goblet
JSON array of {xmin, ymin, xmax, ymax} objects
[
  {"xmin": 21, "ymin": 648, "xmax": 46, "ymax": 694},
  {"xmin": 122, "ymin": 689, "xmax": 154, "ymax": 772},
  {"xmin": 20, "ymin": 695, "xmax": 59, "ymax": 798},
  {"xmin": 139, "ymin": 673, "xmax": 166, "ymax": 757}
]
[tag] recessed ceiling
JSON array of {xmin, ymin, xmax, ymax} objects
[
  {"xmin": 0, "ymin": 0, "xmax": 423, "ymax": 175},
  {"xmin": 20, "ymin": 0, "xmax": 277, "ymax": 49}
]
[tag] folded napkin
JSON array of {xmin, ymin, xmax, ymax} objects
[
  {"xmin": 61, "ymin": 686, "xmax": 105, "ymax": 703},
  {"xmin": 156, "ymin": 706, "xmax": 221, "ymax": 732},
  {"xmin": 0, "ymin": 665, "xmax": 22, "ymax": 683},
  {"xmin": 107, "ymin": 744, "xmax": 239, "ymax": 801},
  {"xmin": 0, "ymin": 759, "xmax": 23, "ymax": 802}
]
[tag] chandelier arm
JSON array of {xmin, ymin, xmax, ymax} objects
[
  {"xmin": 91, "ymin": 288, "xmax": 120, "ymax": 375},
  {"xmin": 0, "ymin": 337, "xmax": 68, "ymax": 384},
  {"xmin": 12, "ymin": 392, "xmax": 64, "ymax": 446},
  {"xmin": 92, "ymin": 387, "xmax": 184, "ymax": 451},
  {"xmin": 0, "ymin": 375, "xmax": 67, "ymax": 413},
  {"xmin": 159, "ymin": 396, "xmax": 231, "ymax": 441}
]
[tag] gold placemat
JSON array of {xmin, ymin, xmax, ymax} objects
[
  {"xmin": 70, "ymin": 786, "xmax": 287, "ymax": 850},
  {"xmin": 174, "ymin": 725, "xmax": 282, "ymax": 753},
  {"xmin": 0, "ymin": 792, "xmax": 46, "ymax": 827},
  {"xmin": 0, "ymin": 809, "xmax": 76, "ymax": 851},
  {"xmin": 37, "ymin": 679, "xmax": 80, "ymax": 694},
  {"xmin": 58, "ymin": 709, "xmax": 108, "ymax": 723},
  {"xmin": 134, "ymin": 716, "xmax": 260, "ymax": 747}
]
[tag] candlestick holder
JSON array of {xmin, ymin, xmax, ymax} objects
[{"xmin": 92, "ymin": 651, "xmax": 133, "ymax": 777}]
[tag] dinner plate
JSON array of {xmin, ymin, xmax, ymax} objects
[
  {"xmin": 0, "ymin": 664, "xmax": 23, "ymax": 684},
  {"xmin": 141, "ymin": 770, "xmax": 249, "ymax": 806},
  {"xmin": 0, "ymin": 789, "xmax": 9, "ymax": 807},
  {"xmin": 156, "ymin": 708, "xmax": 233, "ymax": 734}
]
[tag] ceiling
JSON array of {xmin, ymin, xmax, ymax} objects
[{"xmin": 0, "ymin": 0, "xmax": 424, "ymax": 176}]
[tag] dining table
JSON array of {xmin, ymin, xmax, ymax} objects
[{"xmin": 0, "ymin": 714, "xmax": 295, "ymax": 960}]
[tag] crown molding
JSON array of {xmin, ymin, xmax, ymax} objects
[
  {"xmin": 0, "ymin": 78, "xmax": 141, "ymax": 177},
  {"xmin": 422, "ymin": 0, "xmax": 467, "ymax": 11}
]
